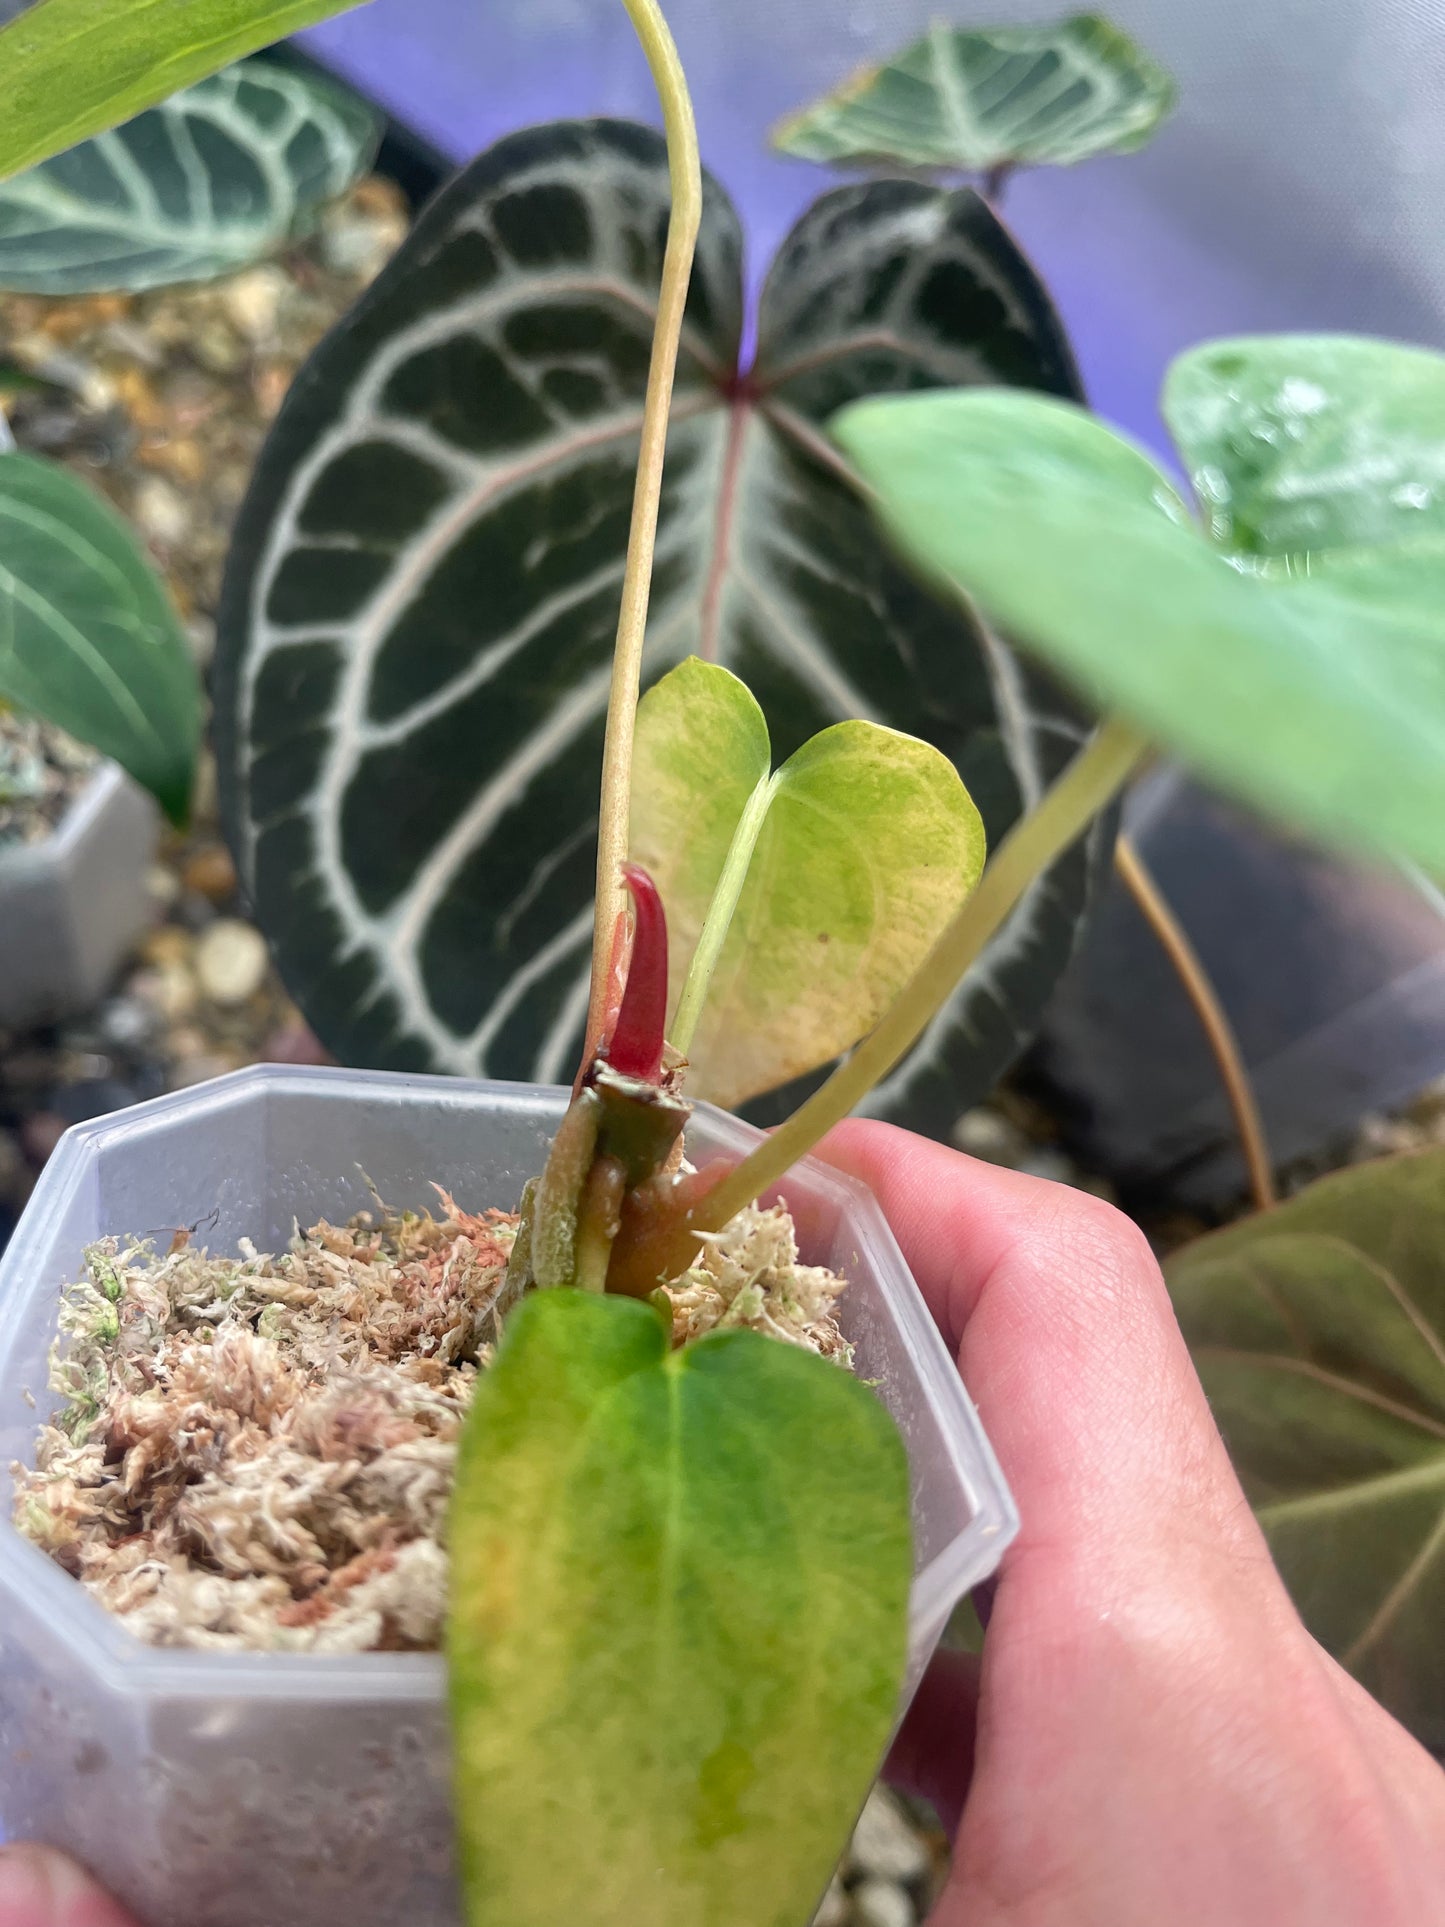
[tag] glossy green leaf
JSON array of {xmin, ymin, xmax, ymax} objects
[
  {"xmin": 1165, "ymin": 335, "xmax": 1445, "ymax": 559},
  {"xmin": 834, "ymin": 382, "xmax": 1445, "ymax": 873},
  {"xmin": 449, "ymin": 1290, "xmax": 911, "ymax": 1927},
  {"xmin": 630, "ymin": 657, "xmax": 986, "ymax": 1107},
  {"xmin": 773, "ymin": 15, "xmax": 1174, "ymax": 176},
  {"xmin": 0, "ymin": 59, "xmax": 380, "ymax": 294},
  {"xmin": 1166, "ymin": 1150, "xmax": 1445, "ymax": 1747},
  {"xmin": 0, "ymin": 452, "xmax": 201, "ymax": 820},
  {"xmin": 0, "ymin": 0, "xmax": 365, "ymax": 182},
  {"xmin": 216, "ymin": 118, "xmax": 1109, "ymax": 1133}
]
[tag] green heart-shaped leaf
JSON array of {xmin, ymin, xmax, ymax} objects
[
  {"xmin": 834, "ymin": 379, "xmax": 1445, "ymax": 873},
  {"xmin": 630, "ymin": 657, "xmax": 986, "ymax": 1107},
  {"xmin": 0, "ymin": 0, "xmax": 365, "ymax": 182},
  {"xmin": 773, "ymin": 14, "xmax": 1174, "ymax": 175},
  {"xmin": 216, "ymin": 119, "xmax": 1108, "ymax": 1132},
  {"xmin": 0, "ymin": 58, "xmax": 380, "ymax": 295},
  {"xmin": 0, "ymin": 451, "xmax": 201, "ymax": 821},
  {"xmin": 1165, "ymin": 1150, "xmax": 1445, "ymax": 1748},
  {"xmin": 1165, "ymin": 335, "xmax": 1445, "ymax": 558},
  {"xmin": 449, "ymin": 1290, "xmax": 911, "ymax": 1927}
]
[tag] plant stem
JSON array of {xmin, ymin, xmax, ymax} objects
[
  {"xmin": 1114, "ymin": 833, "xmax": 1276, "ymax": 1212},
  {"xmin": 670, "ymin": 772, "xmax": 775, "ymax": 1057},
  {"xmin": 582, "ymin": 0, "xmax": 703, "ymax": 1070},
  {"xmin": 695, "ymin": 716, "xmax": 1150, "ymax": 1229}
]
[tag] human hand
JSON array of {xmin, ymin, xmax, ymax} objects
[
  {"xmin": 823, "ymin": 1120, "xmax": 1445, "ymax": 1927},
  {"xmin": 0, "ymin": 1848, "xmax": 139, "ymax": 1927}
]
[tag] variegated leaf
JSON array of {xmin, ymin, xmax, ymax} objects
[
  {"xmin": 773, "ymin": 15, "xmax": 1175, "ymax": 178},
  {"xmin": 0, "ymin": 58, "xmax": 380, "ymax": 294},
  {"xmin": 215, "ymin": 118, "xmax": 1108, "ymax": 1132}
]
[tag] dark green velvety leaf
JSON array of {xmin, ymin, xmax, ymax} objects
[
  {"xmin": 0, "ymin": 58, "xmax": 380, "ymax": 294},
  {"xmin": 449, "ymin": 1289, "xmax": 911, "ymax": 1927},
  {"xmin": 0, "ymin": 0, "xmax": 364, "ymax": 181},
  {"xmin": 215, "ymin": 118, "xmax": 1109, "ymax": 1127},
  {"xmin": 1166, "ymin": 1150, "xmax": 1445, "ymax": 1746},
  {"xmin": 0, "ymin": 450, "xmax": 201, "ymax": 820},
  {"xmin": 773, "ymin": 15, "xmax": 1175, "ymax": 175}
]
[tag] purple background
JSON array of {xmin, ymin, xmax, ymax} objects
[{"xmin": 302, "ymin": 0, "xmax": 1445, "ymax": 453}]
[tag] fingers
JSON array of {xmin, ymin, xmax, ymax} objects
[
  {"xmin": 821, "ymin": 1121, "xmax": 1282, "ymax": 1612},
  {"xmin": 0, "ymin": 1849, "xmax": 141, "ymax": 1927}
]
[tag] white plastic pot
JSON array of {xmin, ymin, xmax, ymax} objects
[
  {"xmin": 0, "ymin": 1064, "xmax": 1015, "ymax": 1927},
  {"xmin": 0, "ymin": 761, "xmax": 157, "ymax": 1031}
]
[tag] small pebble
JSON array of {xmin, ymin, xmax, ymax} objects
[
  {"xmin": 194, "ymin": 920, "xmax": 269, "ymax": 1006},
  {"xmin": 951, "ymin": 1106, "xmax": 1029, "ymax": 1168},
  {"xmin": 852, "ymin": 1879, "xmax": 915, "ymax": 1927},
  {"xmin": 849, "ymin": 1789, "xmax": 931, "ymax": 1886},
  {"xmin": 181, "ymin": 844, "xmax": 237, "ymax": 904},
  {"xmin": 219, "ymin": 266, "xmax": 285, "ymax": 343},
  {"xmin": 97, "ymin": 996, "xmax": 158, "ymax": 1052},
  {"xmin": 811, "ymin": 1876, "xmax": 849, "ymax": 1927},
  {"xmin": 133, "ymin": 960, "xmax": 198, "ymax": 1023},
  {"xmin": 145, "ymin": 863, "xmax": 182, "ymax": 911},
  {"xmin": 132, "ymin": 475, "xmax": 190, "ymax": 545}
]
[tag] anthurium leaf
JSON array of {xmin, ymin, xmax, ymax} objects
[
  {"xmin": 773, "ymin": 15, "xmax": 1174, "ymax": 175},
  {"xmin": 0, "ymin": 451, "xmax": 200, "ymax": 821},
  {"xmin": 834, "ymin": 385, "xmax": 1445, "ymax": 874},
  {"xmin": 0, "ymin": 0, "xmax": 366, "ymax": 182},
  {"xmin": 1165, "ymin": 1150, "xmax": 1445, "ymax": 1746},
  {"xmin": 216, "ymin": 118, "xmax": 1108, "ymax": 1132},
  {"xmin": 448, "ymin": 1289, "xmax": 912, "ymax": 1927},
  {"xmin": 0, "ymin": 59, "xmax": 380, "ymax": 294},
  {"xmin": 1165, "ymin": 336, "xmax": 1445, "ymax": 558},
  {"xmin": 630, "ymin": 656, "xmax": 986, "ymax": 1107}
]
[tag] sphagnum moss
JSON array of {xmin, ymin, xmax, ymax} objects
[{"xmin": 13, "ymin": 1192, "xmax": 851, "ymax": 1652}]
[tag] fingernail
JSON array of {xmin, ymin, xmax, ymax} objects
[{"xmin": 0, "ymin": 1846, "xmax": 112, "ymax": 1927}]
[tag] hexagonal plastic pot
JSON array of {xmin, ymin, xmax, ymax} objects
[
  {"xmin": 0, "ymin": 762, "xmax": 157, "ymax": 1030},
  {"xmin": 0, "ymin": 1065, "xmax": 1016, "ymax": 1927}
]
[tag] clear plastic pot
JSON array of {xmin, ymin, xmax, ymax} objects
[
  {"xmin": 0, "ymin": 762, "xmax": 157, "ymax": 1031},
  {"xmin": 0, "ymin": 1064, "xmax": 1015, "ymax": 1927}
]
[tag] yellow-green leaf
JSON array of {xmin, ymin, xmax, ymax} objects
[
  {"xmin": 448, "ymin": 1290, "xmax": 912, "ymax": 1927},
  {"xmin": 0, "ymin": 0, "xmax": 366, "ymax": 181},
  {"xmin": 629, "ymin": 657, "xmax": 987, "ymax": 1108},
  {"xmin": 1166, "ymin": 1149, "xmax": 1445, "ymax": 1748}
]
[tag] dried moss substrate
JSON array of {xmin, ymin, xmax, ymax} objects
[{"xmin": 13, "ymin": 1193, "xmax": 851, "ymax": 1652}]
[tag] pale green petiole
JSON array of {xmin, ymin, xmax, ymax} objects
[
  {"xmin": 581, "ymin": 0, "xmax": 702, "ymax": 1068},
  {"xmin": 669, "ymin": 771, "xmax": 777, "ymax": 1058}
]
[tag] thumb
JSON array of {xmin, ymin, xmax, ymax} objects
[
  {"xmin": 0, "ymin": 1849, "xmax": 142, "ymax": 1927},
  {"xmin": 820, "ymin": 1120, "xmax": 1283, "ymax": 1616}
]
